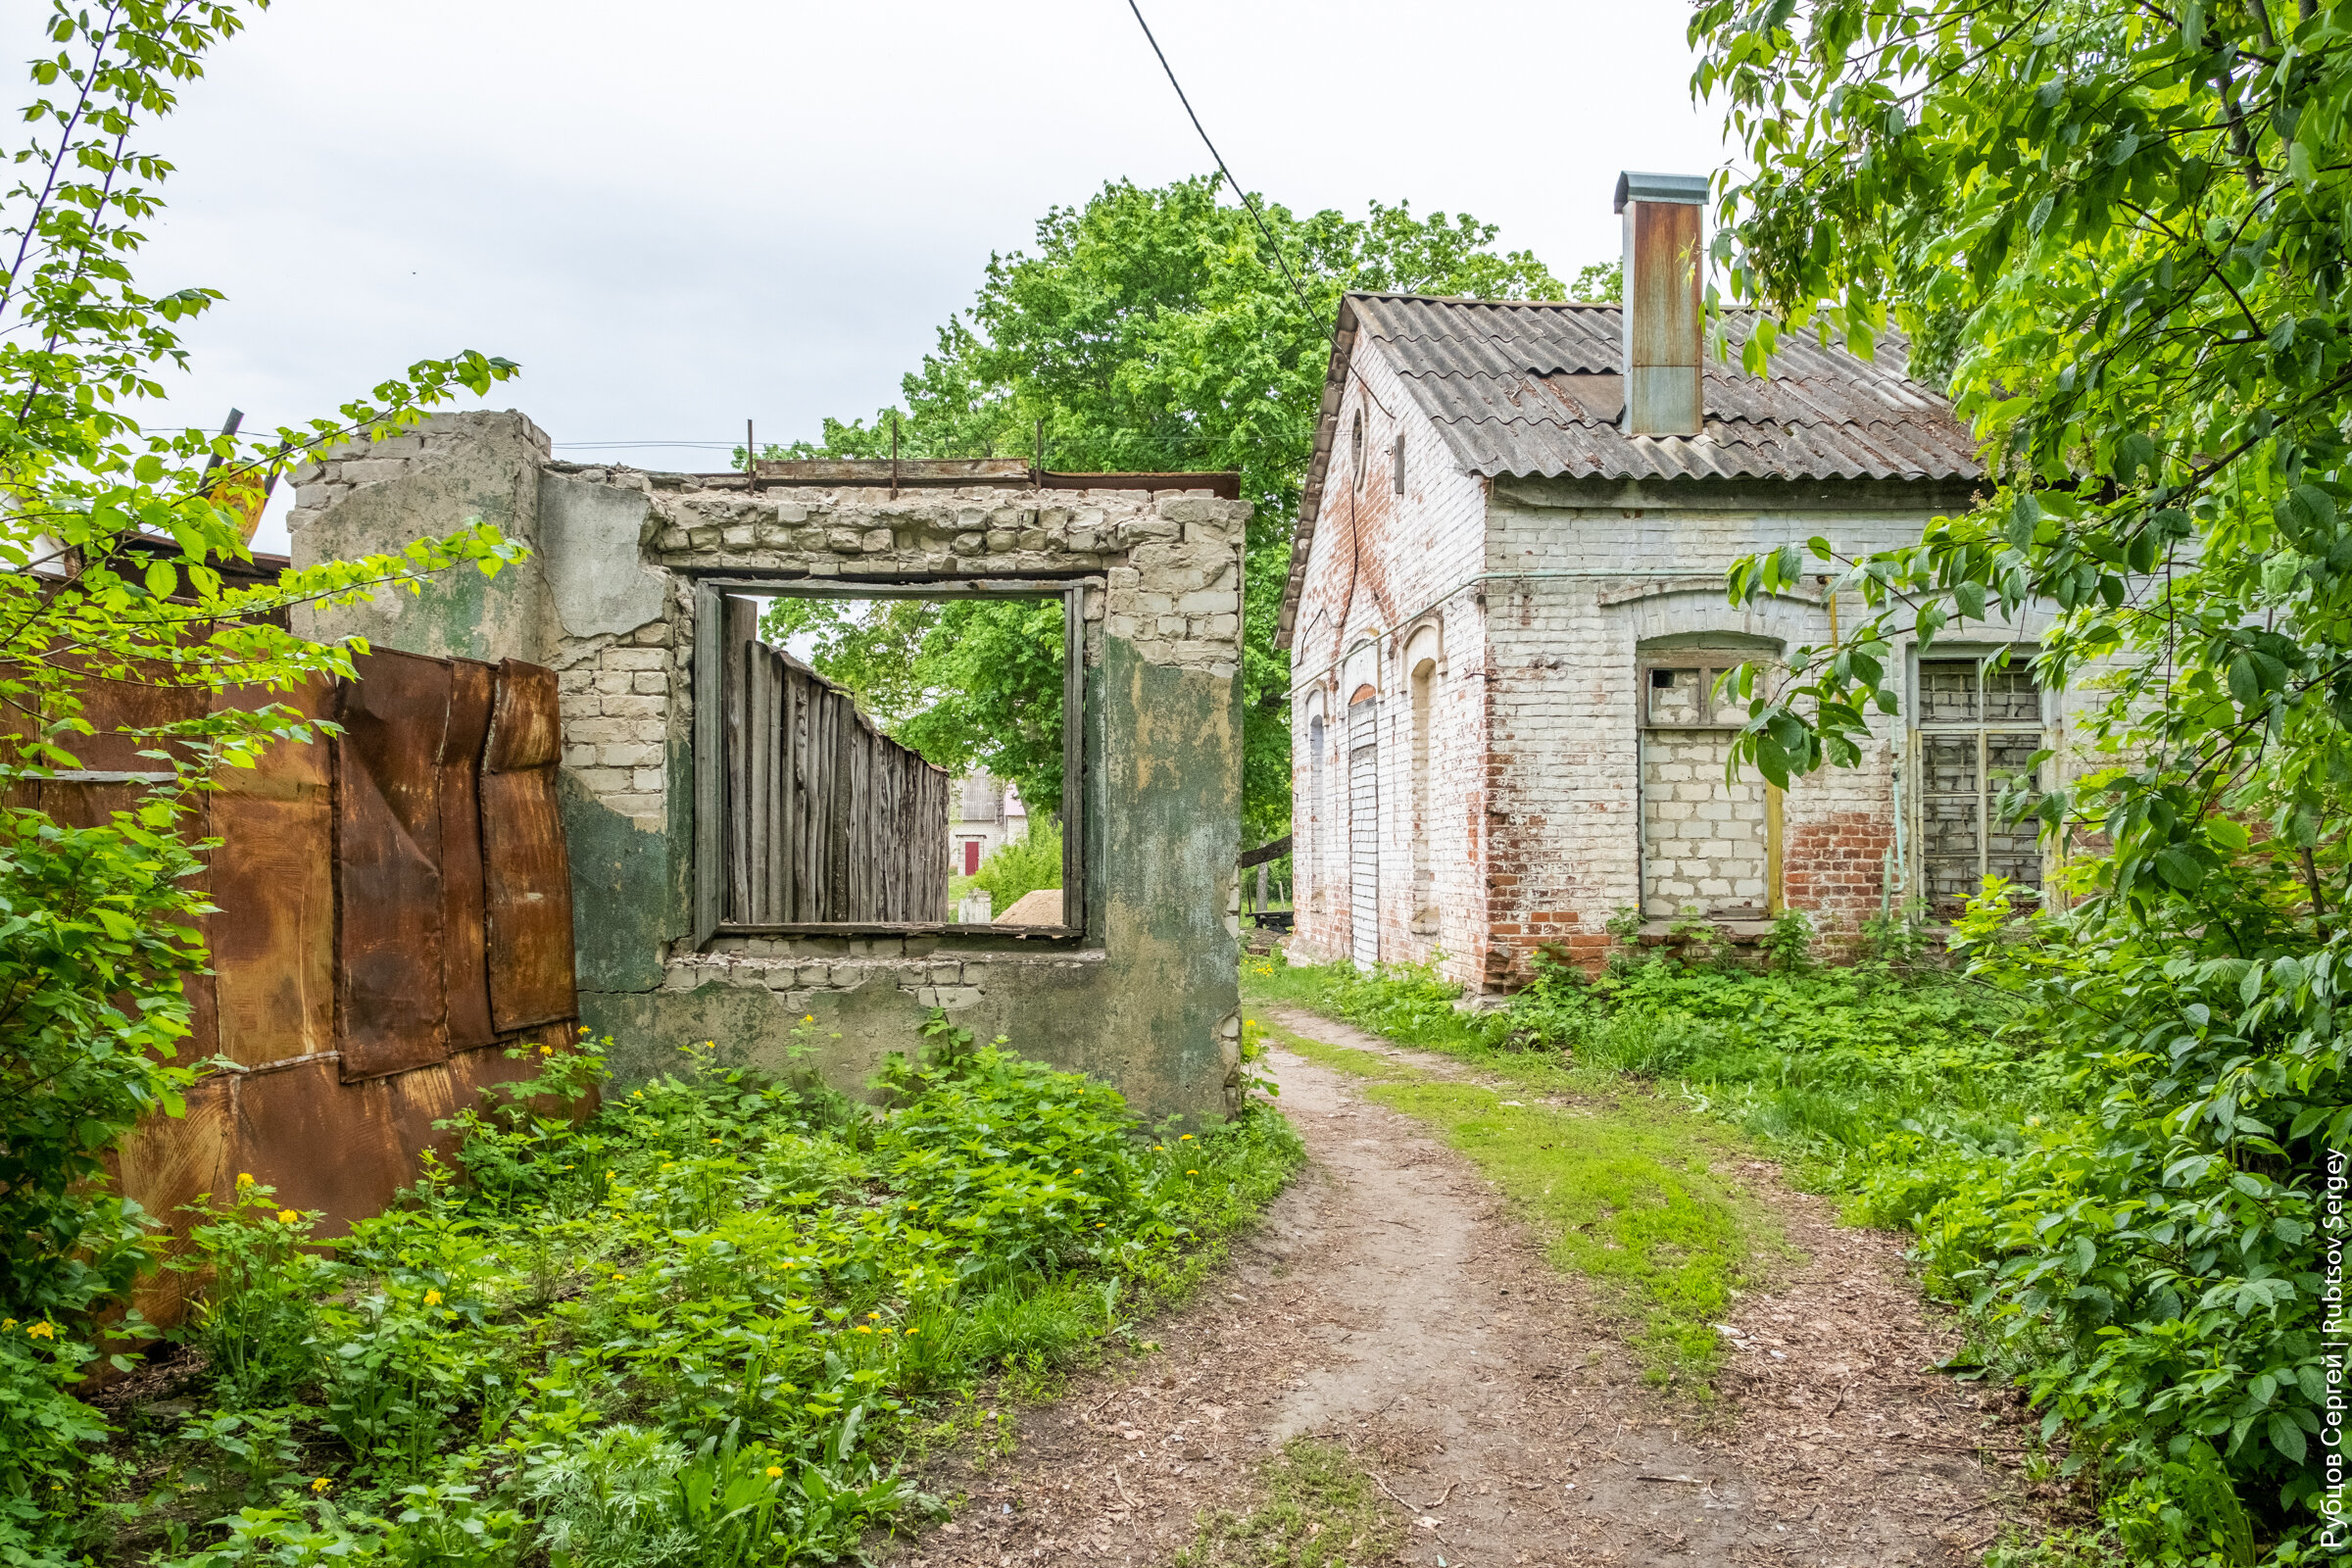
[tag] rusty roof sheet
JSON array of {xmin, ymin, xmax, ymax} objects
[{"xmin": 1349, "ymin": 293, "xmax": 1984, "ymax": 484}]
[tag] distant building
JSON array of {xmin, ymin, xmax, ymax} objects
[
  {"xmin": 950, "ymin": 771, "xmax": 1027, "ymax": 878},
  {"xmin": 1274, "ymin": 171, "xmax": 2098, "ymax": 992}
]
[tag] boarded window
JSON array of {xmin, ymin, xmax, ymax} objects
[
  {"xmin": 1918, "ymin": 657, "xmax": 2043, "ymax": 918},
  {"xmin": 1348, "ymin": 697, "xmax": 1378, "ymax": 967},
  {"xmin": 1639, "ymin": 653, "xmax": 1770, "ymax": 919}
]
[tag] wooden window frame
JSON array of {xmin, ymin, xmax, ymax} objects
[
  {"xmin": 1636, "ymin": 655, "xmax": 1757, "ymax": 730},
  {"xmin": 1910, "ymin": 651, "xmax": 2048, "ymax": 918},
  {"xmin": 692, "ymin": 575, "xmax": 1093, "ymax": 946}
]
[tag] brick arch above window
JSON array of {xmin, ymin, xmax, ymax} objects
[{"xmin": 1401, "ymin": 619, "xmax": 1444, "ymax": 679}]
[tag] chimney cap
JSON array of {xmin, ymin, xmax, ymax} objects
[{"xmin": 1614, "ymin": 171, "xmax": 1710, "ymax": 214}]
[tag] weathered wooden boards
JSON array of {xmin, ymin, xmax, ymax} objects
[{"xmin": 720, "ymin": 596, "xmax": 950, "ymax": 926}]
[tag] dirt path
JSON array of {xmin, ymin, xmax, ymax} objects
[{"xmin": 887, "ymin": 1009, "xmax": 2037, "ymax": 1567}]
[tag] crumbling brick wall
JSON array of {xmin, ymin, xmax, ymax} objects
[
  {"xmin": 1286, "ymin": 346, "xmax": 1492, "ymax": 986},
  {"xmin": 291, "ymin": 412, "xmax": 1250, "ymax": 1123}
]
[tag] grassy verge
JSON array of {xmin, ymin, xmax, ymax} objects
[
  {"xmin": 1245, "ymin": 942, "xmax": 2062, "ymax": 1227},
  {"xmin": 1262, "ymin": 1017, "xmax": 1770, "ymax": 1384},
  {"xmin": 58, "ymin": 1016, "xmax": 1302, "ymax": 1567},
  {"xmin": 1170, "ymin": 1439, "xmax": 1404, "ymax": 1568}
]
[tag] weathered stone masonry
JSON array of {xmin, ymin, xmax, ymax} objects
[{"xmin": 291, "ymin": 411, "xmax": 1250, "ymax": 1123}]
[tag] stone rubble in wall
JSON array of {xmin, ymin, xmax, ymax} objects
[{"xmin": 657, "ymin": 946, "xmax": 1104, "ymax": 1012}]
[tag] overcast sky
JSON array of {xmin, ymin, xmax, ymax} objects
[{"xmin": 14, "ymin": 1, "xmax": 1729, "ymax": 553}]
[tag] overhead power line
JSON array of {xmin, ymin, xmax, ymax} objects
[{"xmin": 1121, "ymin": 0, "xmax": 1308, "ymax": 313}]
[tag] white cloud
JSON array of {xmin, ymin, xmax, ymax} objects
[{"xmin": 7, "ymin": 0, "xmax": 1726, "ymax": 553}]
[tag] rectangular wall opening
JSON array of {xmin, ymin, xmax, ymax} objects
[{"xmin": 692, "ymin": 579, "xmax": 1084, "ymax": 941}]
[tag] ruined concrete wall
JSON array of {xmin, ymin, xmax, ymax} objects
[
  {"xmin": 292, "ymin": 412, "xmax": 1249, "ymax": 1124},
  {"xmin": 1286, "ymin": 348, "xmax": 1492, "ymax": 988}
]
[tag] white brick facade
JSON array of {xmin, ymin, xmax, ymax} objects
[{"xmin": 1281, "ymin": 335, "xmax": 2090, "ymax": 991}]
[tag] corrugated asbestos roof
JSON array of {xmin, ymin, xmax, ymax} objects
[
  {"xmin": 1274, "ymin": 293, "xmax": 1985, "ymax": 651},
  {"xmin": 1353, "ymin": 293, "xmax": 1983, "ymax": 484}
]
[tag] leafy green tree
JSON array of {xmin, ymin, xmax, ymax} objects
[
  {"xmin": 1693, "ymin": 0, "xmax": 2352, "ymax": 1542},
  {"xmin": 0, "ymin": 3, "xmax": 518, "ymax": 1545},
  {"xmin": 756, "ymin": 177, "xmax": 1563, "ymax": 844}
]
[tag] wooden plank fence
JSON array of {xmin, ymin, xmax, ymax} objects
[{"xmin": 721, "ymin": 597, "xmax": 950, "ymax": 925}]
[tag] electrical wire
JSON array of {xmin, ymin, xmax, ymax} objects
[{"xmin": 1122, "ymin": 0, "xmax": 1308, "ymax": 314}]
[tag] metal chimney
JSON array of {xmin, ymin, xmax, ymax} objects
[{"xmin": 1615, "ymin": 171, "xmax": 1709, "ymax": 436}]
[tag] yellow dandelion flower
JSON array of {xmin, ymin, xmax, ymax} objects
[
  {"xmin": 1187, "ymin": 1170, "xmax": 1199, "ymax": 1176},
  {"xmin": 765, "ymin": 1465, "xmax": 784, "ymax": 1479},
  {"xmin": 855, "ymin": 1324, "xmax": 872, "ymax": 1334},
  {"xmin": 803, "ymin": 1014, "xmax": 813, "ymax": 1024},
  {"xmin": 423, "ymin": 1290, "xmax": 443, "ymax": 1306},
  {"xmin": 311, "ymin": 1477, "xmax": 333, "ymax": 1494},
  {"xmin": 1152, "ymin": 1146, "xmax": 1163, "ymax": 1152},
  {"xmin": 904, "ymin": 1327, "xmax": 916, "ymax": 1336},
  {"xmin": 1180, "ymin": 1134, "xmax": 1195, "ymax": 1141},
  {"xmin": 709, "ymin": 1137, "xmax": 721, "ymax": 1145},
  {"xmin": 276, "ymin": 1209, "xmax": 300, "ymax": 1225}
]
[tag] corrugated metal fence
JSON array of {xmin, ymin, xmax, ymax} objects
[
  {"xmin": 24, "ymin": 648, "xmax": 579, "ymax": 1331},
  {"xmin": 720, "ymin": 597, "xmax": 950, "ymax": 926}
]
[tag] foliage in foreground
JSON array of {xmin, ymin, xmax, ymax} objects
[
  {"xmin": 7, "ymin": 1021, "xmax": 1299, "ymax": 1567},
  {"xmin": 1250, "ymin": 942, "xmax": 2305, "ymax": 1561},
  {"xmin": 1686, "ymin": 2, "xmax": 2352, "ymax": 1553},
  {"xmin": 1, "ymin": 10, "xmax": 524, "ymax": 1550}
]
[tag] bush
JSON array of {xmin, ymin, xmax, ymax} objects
[
  {"xmin": 64, "ymin": 1018, "xmax": 1301, "ymax": 1566},
  {"xmin": 969, "ymin": 820, "xmax": 1062, "ymax": 911}
]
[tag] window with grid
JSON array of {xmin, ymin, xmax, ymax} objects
[
  {"xmin": 1642, "ymin": 661, "xmax": 1744, "ymax": 727},
  {"xmin": 1917, "ymin": 657, "xmax": 2044, "ymax": 918}
]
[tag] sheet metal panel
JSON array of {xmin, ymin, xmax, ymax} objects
[
  {"xmin": 439, "ymin": 661, "xmax": 496, "ymax": 1053},
  {"xmin": 482, "ymin": 659, "xmax": 576, "ymax": 1033},
  {"xmin": 334, "ymin": 651, "xmax": 453, "ymax": 1080},
  {"xmin": 233, "ymin": 1056, "xmax": 413, "ymax": 1242},
  {"xmin": 206, "ymin": 677, "xmax": 334, "ymax": 1068}
]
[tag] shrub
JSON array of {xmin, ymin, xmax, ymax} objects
[
  {"xmin": 969, "ymin": 821, "xmax": 1062, "ymax": 912},
  {"xmin": 68, "ymin": 1020, "xmax": 1300, "ymax": 1566}
]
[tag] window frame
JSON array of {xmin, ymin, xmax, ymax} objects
[
  {"xmin": 1909, "ymin": 649, "xmax": 2049, "ymax": 918},
  {"xmin": 1636, "ymin": 654, "xmax": 1761, "ymax": 730},
  {"xmin": 691, "ymin": 574, "xmax": 1092, "ymax": 947}
]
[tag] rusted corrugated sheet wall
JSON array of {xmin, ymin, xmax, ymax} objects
[
  {"xmin": 720, "ymin": 597, "xmax": 950, "ymax": 925},
  {"xmin": 50, "ymin": 648, "xmax": 581, "ymax": 1331}
]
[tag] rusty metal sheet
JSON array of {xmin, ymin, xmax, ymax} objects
[
  {"xmin": 482, "ymin": 661, "xmax": 575, "ymax": 1032},
  {"xmin": 207, "ymin": 676, "xmax": 334, "ymax": 1068},
  {"xmin": 335, "ymin": 650, "xmax": 452, "ymax": 1080},
  {"xmin": 55, "ymin": 661, "xmax": 209, "ymax": 774},
  {"xmin": 440, "ymin": 661, "xmax": 495, "ymax": 1052},
  {"xmin": 32, "ymin": 778, "xmax": 220, "ymax": 1062},
  {"xmin": 231, "ymin": 1057, "xmax": 411, "ymax": 1243},
  {"xmin": 112, "ymin": 1073, "xmax": 234, "ymax": 1331},
  {"xmin": 480, "ymin": 769, "xmax": 574, "ymax": 1032},
  {"xmin": 483, "ymin": 659, "xmax": 561, "ymax": 771}
]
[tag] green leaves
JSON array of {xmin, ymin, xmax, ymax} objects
[
  {"xmin": 1693, "ymin": 0, "xmax": 2352, "ymax": 1539},
  {"xmin": 773, "ymin": 176, "xmax": 1565, "ymax": 839}
]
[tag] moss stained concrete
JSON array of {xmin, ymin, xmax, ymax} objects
[{"xmin": 292, "ymin": 413, "xmax": 1247, "ymax": 1125}]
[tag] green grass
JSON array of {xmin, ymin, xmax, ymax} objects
[
  {"xmin": 1257, "ymin": 1015, "xmax": 1770, "ymax": 1385},
  {"xmin": 1170, "ymin": 1439, "xmax": 1404, "ymax": 1568},
  {"xmin": 66, "ymin": 1024, "xmax": 1304, "ymax": 1568}
]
